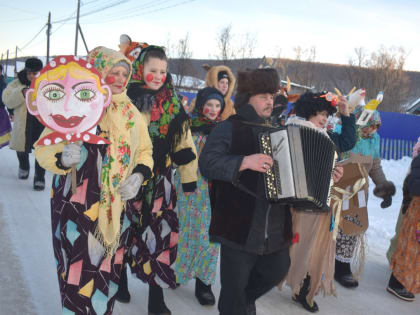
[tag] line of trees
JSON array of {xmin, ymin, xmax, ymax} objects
[{"xmin": 166, "ymin": 24, "xmax": 413, "ymax": 112}]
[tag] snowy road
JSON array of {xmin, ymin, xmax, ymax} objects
[{"xmin": 0, "ymin": 147, "xmax": 418, "ymax": 315}]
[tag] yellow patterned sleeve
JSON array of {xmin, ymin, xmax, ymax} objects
[
  {"xmin": 175, "ymin": 128, "xmax": 198, "ymax": 184},
  {"xmin": 34, "ymin": 128, "xmax": 71, "ymax": 175}
]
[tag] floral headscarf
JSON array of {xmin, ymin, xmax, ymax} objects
[
  {"xmin": 190, "ymin": 87, "xmax": 225, "ymax": 135},
  {"xmin": 127, "ymin": 45, "xmax": 190, "ymax": 174},
  {"xmin": 88, "ymin": 46, "xmax": 138, "ymax": 256}
]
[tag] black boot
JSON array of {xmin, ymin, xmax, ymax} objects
[
  {"xmin": 195, "ymin": 278, "xmax": 216, "ymax": 306},
  {"xmin": 33, "ymin": 161, "xmax": 45, "ymax": 191},
  {"xmin": 18, "ymin": 168, "xmax": 29, "ymax": 180},
  {"xmin": 334, "ymin": 259, "xmax": 358, "ymax": 288},
  {"xmin": 292, "ymin": 275, "xmax": 319, "ymax": 313},
  {"xmin": 33, "ymin": 176, "xmax": 45, "ymax": 191},
  {"xmin": 116, "ymin": 267, "xmax": 131, "ymax": 303},
  {"xmin": 148, "ymin": 285, "xmax": 171, "ymax": 315},
  {"xmin": 387, "ymin": 273, "xmax": 415, "ymax": 301}
]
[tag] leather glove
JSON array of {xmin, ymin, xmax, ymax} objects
[
  {"xmin": 118, "ymin": 173, "xmax": 144, "ymax": 201},
  {"xmin": 61, "ymin": 142, "xmax": 82, "ymax": 168},
  {"xmin": 374, "ymin": 181, "xmax": 396, "ymax": 209}
]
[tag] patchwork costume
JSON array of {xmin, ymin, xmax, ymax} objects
[
  {"xmin": 34, "ymin": 48, "xmax": 153, "ymax": 314},
  {"xmin": 125, "ymin": 45, "xmax": 198, "ymax": 289}
]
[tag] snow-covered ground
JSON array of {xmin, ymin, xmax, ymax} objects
[{"xmin": 0, "ymin": 147, "xmax": 418, "ymax": 315}]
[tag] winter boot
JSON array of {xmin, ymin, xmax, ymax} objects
[
  {"xmin": 148, "ymin": 285, "xmax": 171, "ymax": 315},
  {"xmin": 33, "ymin": 175, "xmax": 45, "ymax": 191},
  {"xmin": 334, "ymin": 259, "xmax": 358, "ymax": 288},
  {"xmin": 292, "ymin": 275, "xmax": 319, "ymax": 313},
  {"xmin": 116, "ymin": 267, "xmax": 131, "ymax": 303},
  {"xmin": 195, "ymin": 278, "xmax": 216, "ymax": 306},
  {"xmin": 18, "ymin": 168, "xmax": 29, "ymax": 180},
  {"xmin": 386, "ymin": 273, "xmax": 415, "ymax": 302}
]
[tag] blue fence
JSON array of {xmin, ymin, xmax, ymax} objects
[
  {"xmin": 378, "ymin": 111, "xmax": 420, "ymax": 160},
  {"xmin": 181, "ymin": 91, "xmax": 420, "ymax": 160}
]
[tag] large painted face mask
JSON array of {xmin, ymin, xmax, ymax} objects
[{"xmin": 26, "ymin": 56, "xmax": 112, "ymax": 145}]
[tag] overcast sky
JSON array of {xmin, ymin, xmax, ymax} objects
[{"xmin": 1, "ymin": 0, "xmax": 419, "ymax": 71}]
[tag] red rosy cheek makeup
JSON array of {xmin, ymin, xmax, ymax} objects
[
  {"xmin": 145, "ymin": 73, "xmax": 154, "ymax": 83},
  {"xmin": 161, "ymin": 75, "xmax": 166, "ymax": 83},
  {"xmin": 105, "ymin": 75, "xmax": 116, "ymax": 85}
]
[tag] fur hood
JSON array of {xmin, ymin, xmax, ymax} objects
[{"xmin": 203, "ymin": 64, "xmax": 236, "ymax": 99}]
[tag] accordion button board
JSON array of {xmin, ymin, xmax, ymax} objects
[{"xmin": 259, "ymin": 124, "xmax": 337, "ymax": 212}]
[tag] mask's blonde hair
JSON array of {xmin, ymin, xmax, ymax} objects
[{"xmin": 32, "ymin": 61, "xmax": 106, "ymax": 100}]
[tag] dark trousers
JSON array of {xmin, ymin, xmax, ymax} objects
[
  {"xmin": 218, "ymin": 244, "xmax": 291, "ymax": 315},
  {"xmin": 16, "ymin": 151, "xmax": 45, "ymax": 180}
]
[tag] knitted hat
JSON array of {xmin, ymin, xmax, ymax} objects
[
  {"xmin": 217, "ymin": 70, "xmax": 230, "ymax": 82},
  {"xmin": 25, "ymin": 58, "xmax": 43, "ymax": 72},
  {"xmin": 195, "ymin": 87, "xmax": 225, "ymax": 115},
  {"xmin": 236, "ymin": 68, "xmax": 279, "ymax": 96}
]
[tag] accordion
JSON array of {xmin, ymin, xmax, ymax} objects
[{"xmin": 259, "ymin": 124, "xmax": 337, "ymax": 212}]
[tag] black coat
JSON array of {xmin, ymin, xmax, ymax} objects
[
  {"xmin": 199, "ymin": 105, "xmax": 292, "ymax": 254},
  {"xmin": 407, "ymin": 154, "xmax": 420, "ymax": 197},
  {"xmin": 328, "ymin": 114, "xmax": 357, "ymax": 153}
]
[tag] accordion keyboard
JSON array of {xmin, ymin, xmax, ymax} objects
[{"xmin": 260, "ymin": 134, "xmax": 281, "ymax": 199}]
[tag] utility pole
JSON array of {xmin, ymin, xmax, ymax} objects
[
  {"xmin": 78, "ymin": 24, "xmax": 89, "ymax": 54},
  {"xmin": 47, "ymin": 12, "xmax": 51, "ymax": 63},
  {"xmin": 5, "ymin": 49, "xmax": 9, "ymax": 79},
  {"xmin": 74, "ymin": 0, "xmax": 81, "ymax": 56},
  {"xmin": 14, "ymin": 46, "xmax": 18, "ymax": 77}
]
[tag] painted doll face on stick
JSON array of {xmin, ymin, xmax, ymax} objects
[
  {"xmin": 202, "ymin": 99, "xmax": 222, "ymax": 121},
  {"xmin": 26, "ymin": 56, "xmax": 111, "ymax": 136},
  {"xmin": 143, "ymin": 57, "xmax": 167, "ymax": 90}
]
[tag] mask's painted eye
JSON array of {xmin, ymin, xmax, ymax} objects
[
  {"xmin": 75, "ymin": 89, "xmax": 95, "ymax": 102},
  {"xmin": 44, "ymin": 89, "xmax": 64, "ymax": 101}
]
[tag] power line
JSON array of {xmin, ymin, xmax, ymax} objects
[
  {"xmin": 95, "ymin": 0, "xmax": 173, "ymax": 19},
  {"xmin": 52, "ymin": 0, "xmax": 131, "ymax": 24},
  {"xmin": 19, "ymin": 24, "xmax": 47, "ymax": 51},
  {"xmin": 87, "ymin": 0, "xmax": 198, "ymax": 23}
]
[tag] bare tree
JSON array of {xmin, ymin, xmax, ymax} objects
[
  {"xmin": 173, "ymin": 33, "xmax": 195, "ymax": 89},
  {"xmin": 237, "ymin": 32, "xmax": 257, "ymax": 59},
  {"xmin": 216, "ymin": 24, "xmax": 235, "ymax": 62},
  {"xmin": 287, "ymin": 46, "xmax": 317, "ymax": 88},
  {"xmin": 346, "ymin": 46, "xmax": 410, "ymax": 112}
]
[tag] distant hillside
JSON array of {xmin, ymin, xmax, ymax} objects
[
  {"xmin": 3, "ymin": 56, "xmax": 418, "ymax": 112},
  {"xmin": 168, "ymin": 57, "xmax": 420, "ymax": 112}
]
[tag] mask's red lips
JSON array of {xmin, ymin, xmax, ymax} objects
[{"xmin": 51, "ymin": 114, "xmax": 85, "ymax": 128}]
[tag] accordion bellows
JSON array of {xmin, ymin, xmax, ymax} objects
[{"xmin": 259, "ymin": 125, "xmax": 337, "ymax": 212}]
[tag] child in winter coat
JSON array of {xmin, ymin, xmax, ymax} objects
[
  {"xmin": 174, "ymin": 87, "xmax": 225, "ymax": 307},
  {"xmin": 188, "ymin": 64, "xmax": 236, "ymax": 120}
]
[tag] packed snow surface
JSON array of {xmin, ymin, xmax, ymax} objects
[{"xmin": 0, "ymin": 148, "xmax": 418, "ymax": 315}]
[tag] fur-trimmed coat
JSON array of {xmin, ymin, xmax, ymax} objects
[
  {"xmin": 188, "ymin": 65, "xmax": 236, "ymax": 121},
  {"xmin": 2, "ymin": 71, "xmax": 44, "ymax": 152}
]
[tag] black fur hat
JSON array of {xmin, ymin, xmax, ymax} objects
[
  {"xmin": 236, "ymin": 68, "xmax": 279, "ymax": 96},
  {"xmin": 24, "ymin": 58, "xmax": 43, "ymax": 72},
  {"xmin": 294, "ymin": 91, "xmax": 337, "ymax": 120}
]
